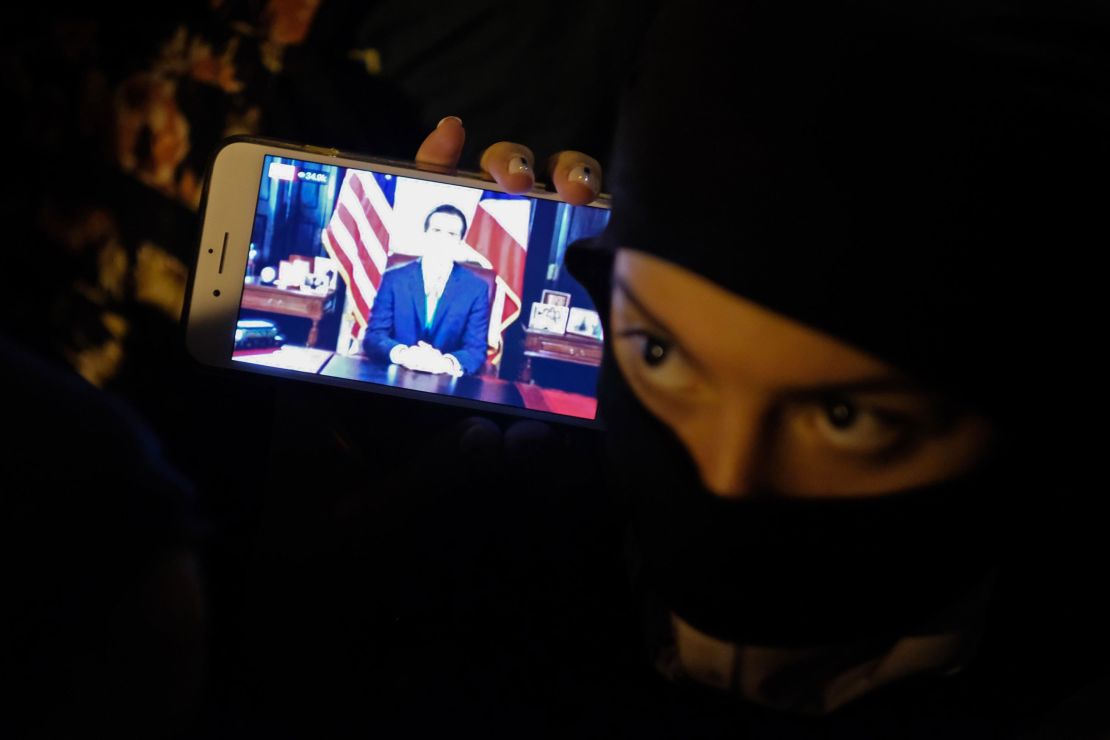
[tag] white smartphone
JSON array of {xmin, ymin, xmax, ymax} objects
[{"xmin": 185, "ymin": 136, "xmax": 611, "ymax": 428}]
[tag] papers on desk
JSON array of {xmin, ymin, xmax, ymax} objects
[
  {"xmin": 276, "ymin": 259, "xmax": 310, "ymax": 289},
  {"xmin": 233, "ymin": 345, "xmax": 334, "ymax": 374}
]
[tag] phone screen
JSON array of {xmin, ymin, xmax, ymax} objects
[{"xmin": 231, "ymin": 154, "xmax": 610, "ymax": 422}]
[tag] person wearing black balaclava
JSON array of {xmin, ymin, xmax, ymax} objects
[{"xmin": 412, "ymin": 0, "xmax": 1107, "ymax": 732}]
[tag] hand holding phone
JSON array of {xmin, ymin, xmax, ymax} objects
[
  {"xmin": 415, "ymin": 116, "xmax": 603, "ymax": 207},
  {"xmin": 185, "ymin": 122, "xmax": 611, "ymax": 427}
]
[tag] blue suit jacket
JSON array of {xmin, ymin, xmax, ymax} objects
[{"xmin": 363, "ymin": 260, "xmax": 491, "ymax": 374}]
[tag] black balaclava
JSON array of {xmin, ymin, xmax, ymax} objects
[{"xmin": 567, "ymin": 0, "xmax": 1108, "ymax": 652}]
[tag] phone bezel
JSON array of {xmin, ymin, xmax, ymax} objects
[{"xmin": 184, "ymin": 136, "xmax": 610, "ymax": 429}]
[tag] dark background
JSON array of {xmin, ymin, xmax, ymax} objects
[
  {"xmin": 4, "ymin": 3, "xmax": 1107, "ymax": 738},
  {"xmin": 0, "ymin": 2, "xmax": 655, "ymax": 736}
]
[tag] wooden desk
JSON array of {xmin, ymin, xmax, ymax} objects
[
  {"xmin": 240, "ymin": 283, "xmax": 337, "ymax": 348},
  {"xmin": 520, "ymin": 328, "xmax": 603, "ymax": 383},
  {"xmin": 321, "ymin": 353, "xmax": 524, "ymax": 407},
  {"xmin": 233, "ymin": 347, "xmax": 593, "ymax": 417}
]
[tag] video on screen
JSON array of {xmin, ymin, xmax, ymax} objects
[{"xmin": 233, "ymin": 155, "xmax": 609, "ymax": 420}]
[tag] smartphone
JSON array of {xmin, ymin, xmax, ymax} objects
[{"xmin": 185, "ymin": 136, "xmax": 611, "ymax": 428}]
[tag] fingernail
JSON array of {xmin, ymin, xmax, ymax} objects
[
  {"xmin": 567, "ymin": 164, "xmax": 599, "ymax": 195},
  {"xmin": 507, "ymin": 155, "xmax": 532, "ymax": 176},
  {"xmin": 437, "ymin": 115, "xmax": 463, "ymax": 128}
]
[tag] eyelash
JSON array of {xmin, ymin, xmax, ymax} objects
[
  {"xmin": 616, "ymin": 329, "xmax": 673, "ymax": 367},
  {"xmin": 812, "ymin": 394, "xmax": 919, "ymax": 454}
]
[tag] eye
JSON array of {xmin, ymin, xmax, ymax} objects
[
  {"xmin": 617, "ymin": 329, "xmax": 672, "ymax": 367},
  {"xmin": 614, "ymin": 328, "xmax": 706, "ymax": 395},
  {"xmin": 810, "ymin": 394, "xmax": 914, "ymax": 454},
  {"xmin": 824, "ymin": 397, "xmax": 857, "ymax": 429}
]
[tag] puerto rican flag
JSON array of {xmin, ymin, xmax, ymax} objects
[
  {"xmin": 458, "ymin": 191, "xmax": 531, "ymax": 364},
  {"xmin": 321, "ymin": 170, "xmax": 396, "ymax": 354}
]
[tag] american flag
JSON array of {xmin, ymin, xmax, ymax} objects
[
  {"xmin": 322, "ymin": 169, "xmax": 531, "ymax": 363},
  {"xmin": 321, "ymin": 169, "xmax": 396, "ymax": 353}
]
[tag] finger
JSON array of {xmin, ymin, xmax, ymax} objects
[
  {"xmin": 478, "ymin": 141, "xmax": 536, "ymax": 194},
  {"xmin": 415, "ymin": 116, "xmax": 466, "ymax": 169},
  {"xmin": 454, "ymin": 416, "xmax": 501, "ymax": 453},
  {"xmin": 504, "ymin": 421, "xmax": 557, "ymax": 470},
  {"xmin": 545, "ymin": 150, "xmax": 602, "ymax": 206}
]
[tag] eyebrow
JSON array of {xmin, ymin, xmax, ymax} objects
[
  {"xmin": 613, "ymin": 277, "xmax": 682, "ymax": 339},
  {"xmin": 614, "ymin": 277, "xmax": 932, "ymax": 398}
]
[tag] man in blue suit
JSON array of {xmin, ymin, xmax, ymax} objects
[{"xmin": 364, "ymin": 204, "xmax": 491, "ymax": 376}]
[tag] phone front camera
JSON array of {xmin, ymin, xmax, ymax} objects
[{"xmin": 213, "ymin": 289, "xmax": 221, "ymax": 297}]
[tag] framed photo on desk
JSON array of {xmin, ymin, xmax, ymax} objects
[
  {"xmin": 541, "ymin": 289, "xmax": 572, "ymax": 307},
  {"xmin": 566, "ymin": 308, "xmax": 603, "ymax": 341},
  {"xmin": 529, "ymin": 302, "xmax": 570, "ymax": 334}
]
